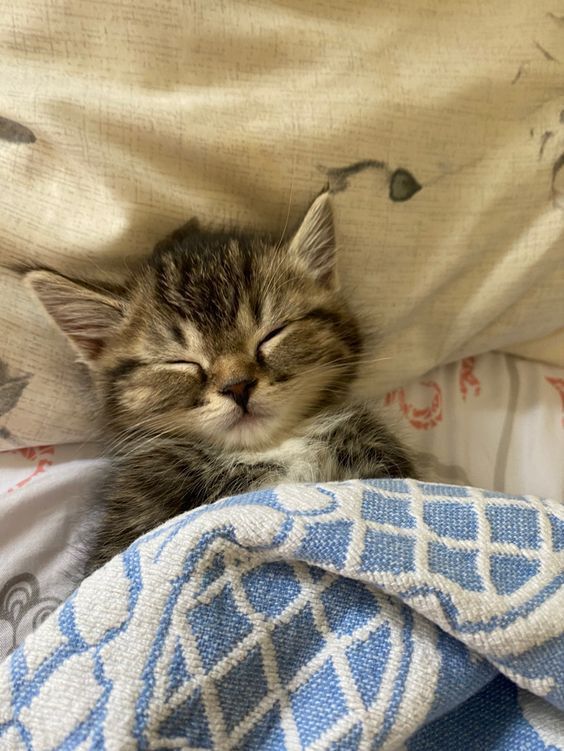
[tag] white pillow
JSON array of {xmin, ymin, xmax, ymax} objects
[{"xmin": 0, "ymin": 0, "xmax": 563, "ymax": 446}]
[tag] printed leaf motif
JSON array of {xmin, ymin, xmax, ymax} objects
[
  {"xmin": 0, "ymin": 116, "xmax": 36, "ymax": 143},
  {"xmin": 389, "ymin": 168, "xmax": 422, "ymax": 202},
  {"xmin": 0, "ymin": 378, "xmax": 29, "ymax": 415},
  {"xmin": 0, "ymin": 359, "xmax": 31, "ymax": 418}
]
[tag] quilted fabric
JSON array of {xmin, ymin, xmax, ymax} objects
[{"xmin": 0, "ymin": 479, "xmax": 563, "ymax": 749}]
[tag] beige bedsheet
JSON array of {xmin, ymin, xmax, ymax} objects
[{"xmin": 0, "ymin": 0, "xmax": 563, "ymax": 447}]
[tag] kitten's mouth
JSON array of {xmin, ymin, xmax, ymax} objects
[
  {"xmin": 232, "ymin": 409, "xmax": 260, "ymax": 427},
  {"xmin": 218, "ymin": 402, "xmax": 279, "ymax": 448},
  {"xmin": 227, "ymin": 405, "xmax": 266, "ymax": 431}
]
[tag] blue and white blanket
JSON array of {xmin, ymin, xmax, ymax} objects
[{"xmin": 0, "ymin": 479, "xmax": 563, "ymax": 749}]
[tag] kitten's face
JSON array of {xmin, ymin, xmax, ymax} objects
[{"xmin": 27, "ymin": 194, "xmax": 362, "ymax": 450}]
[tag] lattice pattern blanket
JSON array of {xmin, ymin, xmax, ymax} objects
[{"xmin": 0, "ymin": 480, "xmax": 563, "ymax": 749}]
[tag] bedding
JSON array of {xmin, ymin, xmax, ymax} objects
[
  {"xmin": 0, "ymin": 444, "xmax": 102, "ymax": 660},
  {"xmin": 0, "ymin": 478, "xmax": 562, "ymax": 749},
  {"xmin": 1, "ymin": 0, "xmax": 564, "ymax": 449},
  {"xmin": 0, "ymin": 351, "xmax": 562, "ymax": 664},
  {"xmin": 1, "ymin": 3, "xmax": 563, "ymax": 744}
]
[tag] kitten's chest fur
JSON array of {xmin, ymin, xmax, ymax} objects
[
  {"xmin": 88, "ymin": 403, "xmax": 415, "ymax": 573},
  {"xmin": 237, "ymin": 404, "xmax": 412, "ymax": 484},
  {"xmin": 238, "ymin": 435, "xmax": 337, "ymax": 485}
]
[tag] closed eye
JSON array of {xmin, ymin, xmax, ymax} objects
[
  {"xmin": 164, "ymin": 360, "xmax": 200, "ymax": 366},
  {"xmin": 161, "ymin": 360, "xmax": 205, "ymax": 376},
  {"xmin": 257, "ymin": 325, "xmax": 288, "ymax": 349}
]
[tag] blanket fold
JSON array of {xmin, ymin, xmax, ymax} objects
[{"xmin": 0, "ymin": 479, "xmax": 562, "ymax": 749}]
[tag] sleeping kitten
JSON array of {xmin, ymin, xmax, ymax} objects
[{"xmin": 26, "ymin": 193, "xmax": 416, "ymax": 573}]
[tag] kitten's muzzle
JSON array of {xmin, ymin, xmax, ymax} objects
[{"xmin": 219, "ymin": 377, "xmax": 257, "ymax": 411}]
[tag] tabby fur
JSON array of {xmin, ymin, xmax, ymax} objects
[{"xmin": 26, "ymin": 194, "xmax": 416, "ymax": 572}]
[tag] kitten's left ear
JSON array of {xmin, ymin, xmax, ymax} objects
[
  {"xmin": 288, "ymin": 193, "xmax": 337, "ymax": 287},
  {"xmin": 25, "ymin": 270, "xmax": 126, "ymax": 363}
]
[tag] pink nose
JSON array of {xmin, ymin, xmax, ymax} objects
[{"xmin": 219, "ymin": 378, "xmax": 257, "ymax": 410}]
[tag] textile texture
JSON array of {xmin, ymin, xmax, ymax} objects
[
  {"xmin": 1, "ymin": 351, "xmax": 562, "ymax": 665},
  {"xmin": 0, "ymin": 479, "xmax": 562, "ymax": 749},
  {"xmin": 1, "ymin": 0, "xmax": 564, "ymax": 448}
]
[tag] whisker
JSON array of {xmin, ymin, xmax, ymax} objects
[
  {"xmin": 274, "ymin": 152, "xmax": 297, "ymax": 252},
  {"xmin": 295, "ymin": 355, "xmax": 393, "ymax": 380}
]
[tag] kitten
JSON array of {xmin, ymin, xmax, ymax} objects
[{"xmin": 26, "ymin": 193, "xmax": 416, "ymax": 573}]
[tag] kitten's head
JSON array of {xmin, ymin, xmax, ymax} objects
[{"xmin": 26, "ymin": 194, "xmax": 362, "ymax": 450}]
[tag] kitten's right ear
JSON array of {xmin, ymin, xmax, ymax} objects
[
  {"xmin": 25, "ymin": 270, "xmax": 126, "ymax": 363},
  {"xmin": 288, "ymin": 193, "xmax": 337, "ymax": 287}
]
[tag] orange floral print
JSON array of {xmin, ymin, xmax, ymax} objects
[
  {"xmin": 385, "ymin": 381, "xmax": 443, "ymax": 430},
  {"xmin": 459, "ymin": 357, "xmax": 481, "ymax": 401}
]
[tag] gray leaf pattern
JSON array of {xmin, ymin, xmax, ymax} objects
[
  {"xmin": 389, "ymin": 168, "xmax": 422, "ymax": 202},
  {"xmin": 0, "ymin": 359, "xmax": 31, "ymax": 420},
  {"xmin": 0, "ymin": 116, "xmax": 36, "ymax": 143}
]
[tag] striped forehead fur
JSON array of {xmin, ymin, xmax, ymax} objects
[{"xmin": 151, "ymin": 230, "xmax": 269, "ymax": 333}]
